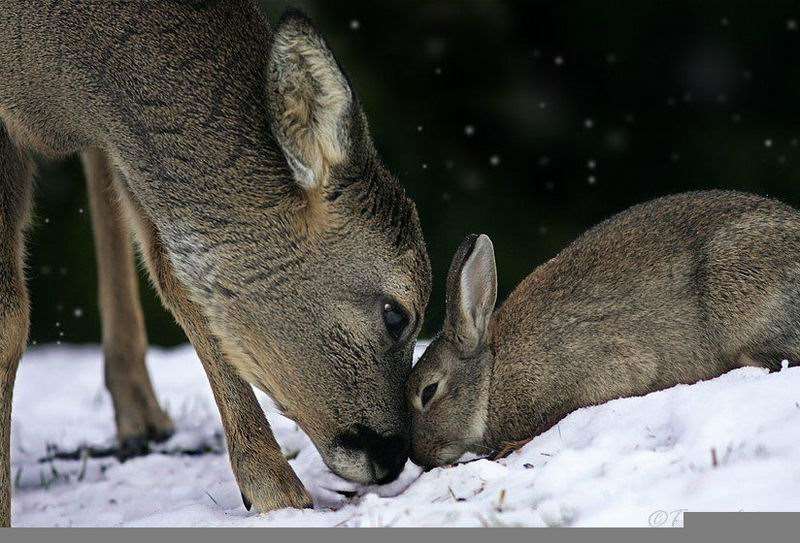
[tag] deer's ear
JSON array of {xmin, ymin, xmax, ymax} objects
[
  {"xmin": 445, "ymin": 234, "xmax": 498, "ymax": 354},
  {"xmin": 267, "ymin": 11, "xmax": 356, "ymax": 191}
]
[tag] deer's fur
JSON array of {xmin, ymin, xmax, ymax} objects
[
  {"xmin": 408, "ymin": 191, "xmax": 800, "ymax": 468},
  {"xmin": 0, "ymin": 1, "xmax": 431, "ymax": 525}
]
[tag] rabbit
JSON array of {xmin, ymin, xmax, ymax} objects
[{"xmin": 407, "ymin": 190, "xmax": 800, "ymax": 468}]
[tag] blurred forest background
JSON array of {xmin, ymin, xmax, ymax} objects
[{"xmin": 26, "ymin": 0, "xmax": 800, "ymax": 345}]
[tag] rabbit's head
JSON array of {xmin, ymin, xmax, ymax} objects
[{"xmin": 407, "ymin": 234, "xmax": 498, "ymax": 468}]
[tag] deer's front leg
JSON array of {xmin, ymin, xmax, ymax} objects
[
  {"xmin": 116, "ymin": 180, "xmax": 311, "ymax": 512},
  {"xmin": 193, "ymin": 338, "xmax": 312, "ymax": 511},
  {"xmin": 83, "ymin": 149, "xmax": 174, "ymax": 460}
]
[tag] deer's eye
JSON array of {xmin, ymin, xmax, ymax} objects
[
  {"xmin": 420, "ymin": 382, "xmax": 439, "ymax": 408},
  {"xmin": 383, "ymin": 302, "xmax": 410, "ymax": 341}
]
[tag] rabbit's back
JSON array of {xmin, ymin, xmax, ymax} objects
[{"xmin": 486, "ymin": 190, "xmax": 800, "ymax": 447}]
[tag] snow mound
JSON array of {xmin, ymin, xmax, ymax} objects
[{"xmin": 10, "ymin": 343, "xmax": 800, "ymax": 526}]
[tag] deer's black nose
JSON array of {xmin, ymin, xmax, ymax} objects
[{"xmin": 337, "ymin": 424, "xmax": 409, "ymax": 484}]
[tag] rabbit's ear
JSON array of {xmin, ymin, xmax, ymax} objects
[{"xmin": 445, "ymin": 234, "xmax": 498, "ymax": 353}]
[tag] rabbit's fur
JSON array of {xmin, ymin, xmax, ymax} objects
[{"xmin": 408, "ymin": 190, "xmax": 800, "ymax": 467}]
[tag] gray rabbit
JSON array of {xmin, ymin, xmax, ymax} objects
[{"xmin": 408, "ymin": 190, "xmax": 800, "ymax": 468}]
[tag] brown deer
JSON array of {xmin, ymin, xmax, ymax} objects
[{"xmin": 0, "ymin": 1, "xmax": 431, "ymax": 526}]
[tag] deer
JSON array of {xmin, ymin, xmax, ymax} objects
[{"xmin": 0, "ymin": 1, "xmax": 431, "ymax": 526}]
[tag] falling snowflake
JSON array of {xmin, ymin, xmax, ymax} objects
[
  {"xmin": 464, "ymin": 125, "xmax": 475, "ymax": 136},
  {"xmin": 349, "ymin": 19, "xmax": 360, "ymax": 31}
]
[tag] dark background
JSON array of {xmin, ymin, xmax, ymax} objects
[{"xmin": 27, "ymin": 0, "xmax": 800, "ymax": 346}]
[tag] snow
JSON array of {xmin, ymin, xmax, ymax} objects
[{"xmin": 10, "ymin": 342, "xmax": 800, "ymax": 526}]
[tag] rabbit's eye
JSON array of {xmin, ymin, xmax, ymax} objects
[
  {"xmin": 383, "ymin": 301, "xmax": 410, "ymax": 341},
  {"xmin": 421, "ymin": 382, "xmax": 438, "ymax": 408}
]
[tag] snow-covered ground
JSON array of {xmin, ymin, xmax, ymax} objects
[{"xmin": 9, "ymin": 342, "xmax": 800, "ymax": 527}]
